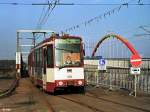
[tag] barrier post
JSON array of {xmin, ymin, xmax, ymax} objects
[{"xmin": 134, "ymin": 74, "xmax": 137, "ymax": 97}]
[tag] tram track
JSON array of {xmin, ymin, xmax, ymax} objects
[
  {"xmin": 40, "ymin": 92, "xmax": 55, "ymax": 112},
  {"xmin": 0, "ymin": 78, "xmax": 19, "ymax": 98},
  {"xmin": 57, "ymin": 95, "xmax": 105, "ymax": 112},
  {"xmin": 1, "ymin": 78, "xmax": 55, "ymax": 112},
  {"xmin": 1, "ymin": 77, "xmax": 149, "ymax": 112},
  {"xmin": 85, "ymin": 91, "xmax": 150, "ymax": 112},
  {"xmin": 55, "ymin": 92, "xmax": 150, "ymax": 112}
]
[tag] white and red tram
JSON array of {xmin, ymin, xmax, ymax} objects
[{"xmin": 28, "ymin": 34, "xmax": 85, "ymax": 93}]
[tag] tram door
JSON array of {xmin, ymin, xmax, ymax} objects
[{"xmin": 43, "ymin": 47, "xmax": 47, "ymax": 90}]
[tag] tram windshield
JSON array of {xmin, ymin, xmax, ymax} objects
[{"xmin": 55, "ymin": 38, "xmax": 82, "ymax": 68}]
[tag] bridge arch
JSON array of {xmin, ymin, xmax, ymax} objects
[{"xmin": 92, "ymin": 34, "xmax": 140, "ymax": 59}]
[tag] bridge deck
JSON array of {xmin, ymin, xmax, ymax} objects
[{"xmin": 0, "ymin": 78, "xmax": 150, "ymax": 112}]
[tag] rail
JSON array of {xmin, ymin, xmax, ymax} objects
[{"xmin": 0, "ymin": 78, "xmax": 19, "ymax": 98}]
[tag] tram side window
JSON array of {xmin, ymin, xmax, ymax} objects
[
  {"xmin": 39, "ymin": 48, "xmax": 42, "ymax": 67},
  {"xmin": 32, "ymin": 53, "xmax": 34, "ymax": 67},
  {"xmin": 35, "ymin": 49, "xmax": 39, "ymax": 67},
  {"xmin": 47, "ymin": 45, "xmax": 53, "ymax": 67}
]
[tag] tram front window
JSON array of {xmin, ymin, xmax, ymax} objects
[{"xmin": 55, "ymin": 39, "xmax": 82, "ymax": 68}]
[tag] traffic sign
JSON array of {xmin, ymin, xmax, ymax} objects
[
  {"xmin": 130, "ymin": 54, "xmax": 142, "ymax": 67},
  {"xmin": 98, "ymin": 58, "xmax": 106, "ymax": 70},
  {"xmin": 130, "ymin": 67, "xmax": 140, "ymax": 75},
  {"xmin": 99, "ymin": 58, "xmax": 106, "ymax": 65}
]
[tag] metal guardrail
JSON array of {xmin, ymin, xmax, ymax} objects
[{"xmin": 85, "ymin": 65, "xmax": 150, "ymax": 93}]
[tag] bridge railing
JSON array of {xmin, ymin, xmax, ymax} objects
[{"xmin": 84, "ymin": 58, "xmax": 150, "ymax": 94}]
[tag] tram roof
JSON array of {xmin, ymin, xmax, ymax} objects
[{"xmin": 30, "ymin": 34, "xmax": 82, "ymax": 52}]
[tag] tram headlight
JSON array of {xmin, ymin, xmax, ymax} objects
[
  {"xmin": 58, "ymin": 81, "xmax": 63, "ymax": 86},
  {"xmin": 78, "ymin": 80, "xmax": 83, "ymax": 85}
]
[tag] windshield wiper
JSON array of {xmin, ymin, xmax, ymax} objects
[
  {"xmin": 58, "ymin": 63, "xmax": 75, "ymax": 69},
  {"xmin": 59, "ymin": 65, "xmax": 65, "ymax": 69},
  {"xmin": 58, "ymin": 65, "xmax": 69, "ymax": 69}
]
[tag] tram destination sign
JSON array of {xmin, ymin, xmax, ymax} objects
[{"xmin": 56, "ymin": 39, "xmax": 81, "ymax": 44}]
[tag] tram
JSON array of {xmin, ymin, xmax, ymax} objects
[{"xmin": 28, "ymin": 34, "xmax": 85, "ymax": 93}]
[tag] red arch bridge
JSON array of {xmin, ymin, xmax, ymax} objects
[{"xmin": 84, "ymin": 34, "xmax": 150, "ymax": 93}]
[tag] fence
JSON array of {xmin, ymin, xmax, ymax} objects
[{"xmin": 84, "ymin": 58, "xmax": 150, "ymax": 93}]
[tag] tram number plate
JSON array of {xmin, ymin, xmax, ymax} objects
[
  {"xmin": 67, "ymin": 69, "xmax": 72, "ymax": 73},
  {"xmin": 67, "ymin": 75, "xmax": 72, "ymax": 78}
]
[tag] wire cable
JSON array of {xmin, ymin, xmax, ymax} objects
[
  {"xmin": 0, "ymin": 2, "xmax": 150, "ymax": 6},
  {"xmin": 36, "ymin": 0, "xmax": 48, "ymax": 29},
  {"xmin": 63, "ymin": 0, "xmax": 147, "ymax": 33}
]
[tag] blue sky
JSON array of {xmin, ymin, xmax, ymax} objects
[{"xmin": 0, "ymin": 0, "xmax": 150, "ymax": 59}]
